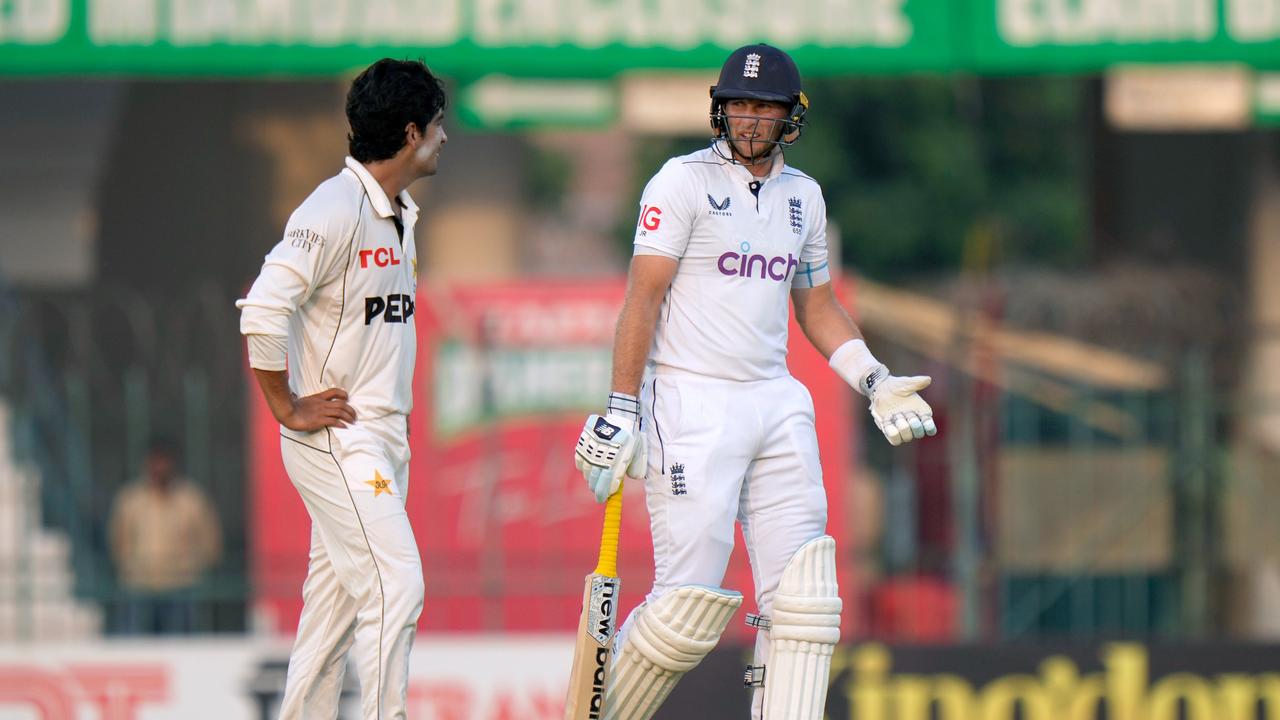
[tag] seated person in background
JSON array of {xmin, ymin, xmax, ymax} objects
[{"xmin": 109, "ymin": 437, "xmax": 222, "ymax": 634}]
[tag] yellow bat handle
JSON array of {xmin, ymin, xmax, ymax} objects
[{"xmin": 593, "ymin": 482, "xmax": 623, "ymax": 577}]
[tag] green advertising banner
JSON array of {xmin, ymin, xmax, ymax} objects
[
  {"xmin": 964, "ymin": 0, "xmax": 1280, "ymax": 71},
  {"xmin": 455, "ymin": 75, "xmax": 617, "ymax": 129},
  {"xmin": 0, "ymin": 0, "xmax": 957, "ymax": 77},
  {"xmin": 3, "ymin": 0, "xmax": 1278, "ymax": 76}
]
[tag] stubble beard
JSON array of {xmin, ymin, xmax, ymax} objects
[
  {"xmin": 730, "ymin": 138, "xmax": 776, "ymax": 167},
  {"xmin": 728, "ymin": 117, "xmax": 782, "ymax": 166}
]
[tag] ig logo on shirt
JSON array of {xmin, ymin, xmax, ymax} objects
[{"xmin": 638, "ymin": 205, "xmax": 662, "ymax": 234}]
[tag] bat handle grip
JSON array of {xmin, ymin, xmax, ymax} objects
[{"xmin": 593, "ymin": 482, "xmax": 623, "ymax": 577}]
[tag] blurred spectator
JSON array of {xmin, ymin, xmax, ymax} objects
[{"xmin": 109, "ymin": 437, "xmax": 222, "ymax": 634}]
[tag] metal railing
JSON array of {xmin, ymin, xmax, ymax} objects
[{"xmin": 0, "ymin": 281, "xmax": 249, "ymax": 637}]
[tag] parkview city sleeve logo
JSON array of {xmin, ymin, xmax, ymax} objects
[{"xmin": 287, "ymin": 228, "xmax": 325, "ymax": 253}]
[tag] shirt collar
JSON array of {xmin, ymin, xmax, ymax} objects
[{"xmin": 344, "ymin": 156, "xmax": 420, "ymax": 219}]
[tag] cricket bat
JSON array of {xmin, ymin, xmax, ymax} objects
[{"xmin": 563, "ymin": 484, "xmax": 624, "ymax": 719}]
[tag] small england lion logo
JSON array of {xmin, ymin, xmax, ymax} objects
[
  {"xmin": 669, "ymin": 463, "xmax": 687, "ymax": 496},
  {"xmin": 788, "ymin": 197, "xmax": 803, "ymax": 234}
]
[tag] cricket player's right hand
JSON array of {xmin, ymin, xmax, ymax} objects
[
  {"xmin": 575, "ymin": 414, "xmax": 646, "ymax": 503},
  {"xmin": 281, "ymin": 387, "xmax": 357, "ymax": 431}
]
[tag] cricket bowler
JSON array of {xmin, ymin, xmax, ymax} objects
[
  {"xmin": 236, "ymin": 58, "xmax": 447, "ymax": 719},
  {"xmin": 572, "ymin": 44, "xmax": 938, "ymax": 719}
]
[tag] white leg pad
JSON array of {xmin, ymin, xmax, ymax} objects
[
  {"xmin": 603, "ymin": 585, "xmax": 743, "ymax": 720},
  {"xmin": 762, "ymin": 535, "xmax": 841, "ymax": 720}
]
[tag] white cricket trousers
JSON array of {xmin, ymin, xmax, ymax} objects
[
  {"xmin": 634, "ymin": 371, "xmax": 828, "ymax": 623},
  {"xmin": 277, "ymin": 413, "xmax": 424, "ymax": 720}
]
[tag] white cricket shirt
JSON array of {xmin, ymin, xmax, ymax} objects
[
  {"xmin": 237, "ymin": 157, "xmax": 419, "ymax": 421},
  {"xmin": 634, "ymin": 143, "xmax": 830, "ymax": 382}
]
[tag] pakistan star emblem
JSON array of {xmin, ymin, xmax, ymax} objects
[{"xmin": 366, "ymin": 469, "xmax": 394, "ymax": 497}]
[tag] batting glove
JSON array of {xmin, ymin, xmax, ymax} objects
[
  {"xmin": 575, "ymin": 393, "xmax": 647, "ymax": 502},
  {"xmin": 830, "ymin": 339, "xmax": 938, "ymax": 447}
]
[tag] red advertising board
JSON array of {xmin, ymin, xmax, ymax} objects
[{"xmin": 249, "ymin": 279, "xmax": 855, "ymax": 640}]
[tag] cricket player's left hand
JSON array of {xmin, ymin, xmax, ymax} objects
[
  {"xmin": 868, "ymin": 374, "xmax": 938, "ymax": 447},
  {"xmin": 575, "ymin": 414, "xmax": 646, "ymax": 503}
]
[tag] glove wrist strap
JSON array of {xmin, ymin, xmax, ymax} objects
[
  {"xmin": 829, "ymin": 339, "xmax": 889, "ymax": 398},
  {"xmin": 607, "ymin": 392, "xmax": 640, "ymax": 423}
]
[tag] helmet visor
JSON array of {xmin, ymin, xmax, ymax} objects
[{"xmin": 713, "ymin": 113, "xmax": 798, "ymax": 164}]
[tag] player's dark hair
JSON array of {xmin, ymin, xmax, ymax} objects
[
  {"xmin": 147, "ymin": 435, "xmax": 180, "ymax": 461},
  {"xmin": 346, "ymin": 58, "xmax": 448, "ymax": 163}
]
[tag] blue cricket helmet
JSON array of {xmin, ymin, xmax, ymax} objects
[{"xmin": 709, "ymin": 44, "xmax": 809, "ymax": 148}]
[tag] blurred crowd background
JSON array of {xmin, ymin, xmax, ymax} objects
[{"xmin": 3, "ymin": 1, "xmax": 1280, "ymax": 717}]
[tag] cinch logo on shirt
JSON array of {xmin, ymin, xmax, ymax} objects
[
  {"xmin": 359, "ymin": 246, "xmax": 402, "ymax": 269},
  {"xmin": 717, "ymin": 252, "xmax": 799, "ymax": 282},
  {"xmin": 365, "ymin": 294, "xmax": 415, "ymax": 324}
]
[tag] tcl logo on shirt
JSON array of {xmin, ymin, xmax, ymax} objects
[
  {"xmin": 359, "ymin": 246, "xmax": 402, "ymax": 269},
  {"xmin": 365, "ymin": 294, "xmax": 415, "ymax": 324}
]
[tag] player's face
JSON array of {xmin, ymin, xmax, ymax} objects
[
  {"xmin": 410, "ymin": 109, "xmax": 447, "ymax": 177},
  {"xmin": 723, "ymin": 99, "xmax": 790, "ymax": 164},
  {"xmin": 146, "ymin": 453, "xmax": 176, "ymax": 485}
]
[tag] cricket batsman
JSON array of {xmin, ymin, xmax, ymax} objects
[
  {"xmin": 573, "ymin": 44, "xmax": 938, "ymax": 719},
  {"xmin": 236, "ymin": 58, "xmax": 447, "ymax": 719}
]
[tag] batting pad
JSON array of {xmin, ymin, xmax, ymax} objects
[
  {"xmin": 763, "ymin": 534, "xmax": 841, "ymax": 720},
  {"xmin": 603, "ymin": 584, "xmax": 743, "ymax": 720}
]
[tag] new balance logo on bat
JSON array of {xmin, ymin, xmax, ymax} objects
[
  {"xmin": 590, "ymin": 646, "xmax": 608, "ymax": 718},
  {"xmin": 587, "ymin": 576, "xmax": 618, "ymax": 645}
]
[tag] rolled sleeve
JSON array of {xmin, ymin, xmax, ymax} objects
[{"xmin": 792, "ymin": 190, "xmax": 831, "ymax": 289}]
